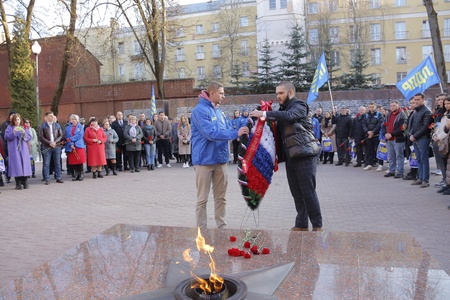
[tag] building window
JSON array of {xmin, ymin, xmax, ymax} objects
[
  {"xmin": 372, "ymin": 74, "xmax": 381, "ymax": 85},
  {"xmin": 212, "ymin": 44, "xmax": 221, "ymax": 58},
  {"xmin": 395, "ymin": 0, "xmax": 405, "ymax": 6},
  {"xmin": 240, "ymin": 16, "xmax": 249, "ymax": 27},
  {"xmin": 280, "ymin": 0, "xmax": 287, "ymax": 9},
  {"xmin": 331, "ymin": 50, "xmax": 340, "ymax": 67},
  {"xmin": 309, "ymin": 28, "xmax": 319, "ymax": 45},
  {"xmin": 196, "ymin": 46, "xmax": 205, "ymax": 60},
  {"xmin": 133, "ymin": 40, "xmax": 141, "ymax": 55},
  {"xmin": 176, "ymin": 28, "xmax": 185, "ymax": 37},
  {"xmin": 117, "ymin": 42, "xmax": 125, "ymax": 55},
  {"xmin": 213, "ymin": 65, "xmax": 222, "ymax": 79},
  {"xmin": 329, "ymin": 0, "xmax": 338, "ymax": 11},
  {"xmin": 397, "ymin": 72, "xmax": 407, "ymax": 82},
  {"xmin": 370, "ymin": 24, "xmax": 380, "ymax": 41},
  {"xmin": 371, "ymin": 48, "xmax": 381, "ymax": 65},
  {"xmin": 240, "ymin": 40, "xmax": 249, "ymax": 56},
  {"xmin": 422, "ymin": 20, "xmax": 431, "ymax": 38},
  {"xmin": 176, "ymin": 48, "xmax": 185, "ymax": 62},
  {"xmin": 395, "ymin": 22, "xmax": 406, "ymax": 40},
  {"xmin": 269, "ymin": 0, "xmax": 276, "ymax": 9},
  {"xmin": 422, "ymin": 45, "xmax": 433, "ymax": 60},
  {"xmin": 211, "ymin": 22, "xmax": 220, "ymax": 32},
  {"xmin": 196, "ymin": 25, "xmax": 204, "ymax": 35},
  {"xmin": 330, "ymin": 27, "xmax": 339, "ymax": 44},
  {"xmin": 178, "ymin": 68, "xmax": 185, "ymax": 79},
  {"xmin": 308, "ymin": 2, "xmax": 318, "ymax": 14},
  {"xmin": 197, "ymin": 67, "xmax": 206, "ymax": 80},
  {"xmin": 118, "ymin": 64, "xmax": 125, "ymax": 76},
  {"xmin": 349, "ymin": 25, "xmax": 358, "ymax": 42},
  {"xmin": 444, "ymin": 45, "xmax": 450, "ymax": 62},
  {"xmin": 242, "ymin": 62, "xmax": 250, "ymax": 77},
  {"xmin": 445, "ymin": 19, "xmax": 450, "ymax": 37},
  {"xmin": 369, "ymin": 0, "xmax": 380, "ymax": 8},
  {"xmin": 396, "ymin": 47, "xmax": 407, "ymax": 64},
  {"xmin": 134, "ymin": 62, "xmax": 144, "ymax": 79}
]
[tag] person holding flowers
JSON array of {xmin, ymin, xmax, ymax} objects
[
  {"xmin": 4, "ymin": 113, "xmax": 32, "ymax": 190},
  {"xmin": 65, "ymin": 114, "xmax": 86, "ymax": 181},
  {"xmin": 84, "ymin": 118, "xmax": 107, "ymax": 178},
  {"xmin": 142, "ymin": 118, "xmax": 156, "ymax": 170}
]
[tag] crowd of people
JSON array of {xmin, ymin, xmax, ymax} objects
[
  {"xmin": 0, "ymin": 110, "xmax": 195, "ymax": 191},
  {"xmin": 311, "ymin": 92, "xmax": 450, "ymax": 210}
]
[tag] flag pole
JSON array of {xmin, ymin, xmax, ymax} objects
[
  {"xmin": 327, "ymin": 80, "xmax": 334, "ymax": 109},
  {"xmin": 429, "ymin": 54, "xmax": 444, "ymax": 93}
]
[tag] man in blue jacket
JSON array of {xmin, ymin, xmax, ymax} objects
[{"xmin": 191, "ymin": 81, "xmax": 249, "ymax": 229}]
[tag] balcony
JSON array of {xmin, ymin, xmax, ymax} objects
[
  {"xmin": 196, "ymin": 52, "xmax": 205, "ymax": 60},
  {"xmin": 422, "ymin": 30, "xmax": 431, "ymax": 39},
  {"xmin": 394, "ymin": 31, "xmax": 408, "ymax": 40}
]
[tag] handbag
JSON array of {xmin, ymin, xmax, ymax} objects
[
  {"xmin": 409, "ymin": 150, "xmax": 418, "ymax": 168},
  {"xmin": 321, "ymin": 138, "xmax": 333, "ymax": 152},
  {"xmin": 376, "ymin": 142, "xmax": 388, "ymax": 161},
  {"xmin": 438, "ymin": 135, "xmax": 449, "ymax": 157},
  {"xmin": 0, "ymin": 153, "xmax": 5, "ymax": 172}
]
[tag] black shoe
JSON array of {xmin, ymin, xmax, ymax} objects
[
  {"xmin": 353, "ymin": 163, "xmax": 361, "ymax": 167},
  {"xmin": 384, "ymin": 173, "xmax": 395, "ymax": 177},
  {"xmin": 335, "ymin": 162, "xmax": 343, "ymax": 166},
  {"xmin": 22, "ymin": 179, "xmax": 29, "ymax": 189},
  {"xmin": 79, "ymin": 172, "xmax": 84, "ymax": 181},
  {"xmin": 442, "ymin": 188, "xmax": 450, "ymax": 195},
  {"xmin": 437, "ymin": 185, "xmax": 449, "ymax": 193},
  {"xmin": 150, "ymin": 164, "xmax": 154, "ymax": 170},
  {"xmin": 345, "ymin": 163, "xmax": 349, "ymax": 167},
  {"xmin": 403, "ymin": 174, "xmax": 415, "ymax": 180},
  {"xmin": 56, "ymin": 179, "xmax": 64, "ymax": 183},
  {"xmin": 135, "ymin": 169, "xmax": 140, "ymax": 172},
  {"xmin": 93, "ymin": 172, "xmax": 97, "ymax": 179},
  {"xmin": 105, "ymin": 168, "xmax": 110, "ymax": 176},
  {"xmin": 394, "ymin": 174, "xmax": 403, "ymax": 178},
  {"xmin": 15, "ymin": 182, "xmax": 23, "ymax": 190},
  {"xmin": 97, "ymin": 171, "xmax": 103, "ymax": 178},
  {"xmin": 322, "ymin": 161, "xmax": 327, "ymax": 164}
]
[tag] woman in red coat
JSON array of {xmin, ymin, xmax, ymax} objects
[{"xmin": 83, "ymin": 118, "xmax": 107, "ymax": 178}]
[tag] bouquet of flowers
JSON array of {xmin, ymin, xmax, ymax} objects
[{"xmin": 238, "ymin": 100, "xmax": 278, "ymax": 210}]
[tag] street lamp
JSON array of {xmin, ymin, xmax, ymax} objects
[{"xmin": 31, "ymin": 41, "xmax": 41, "ymax": 126}]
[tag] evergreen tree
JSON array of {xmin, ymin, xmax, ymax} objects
[
  {"xmin": 251, "ymin": 39, "xmax": 277, "ymax": 94},
  {"xmin": 9, "ymin": 13, "xmax": 37, "ymax": 126},
  {"xmin": 338, "ymin": 45, "xmax": 373, "ymax": 89},
  {"xmin": 276, "ymin": 24, "xmax": 312, "ymax": 91}
]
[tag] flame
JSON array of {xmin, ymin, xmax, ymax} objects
[{"xmin": 182, "ymin": 227, "xmax": 224, "ymax": 295}]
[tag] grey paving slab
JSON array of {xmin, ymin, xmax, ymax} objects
[{"xmin": 0, "ymin": 158, "xmax": 449, "ymax": 290}]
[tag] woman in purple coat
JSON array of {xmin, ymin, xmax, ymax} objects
[{"xmin": 4, "ymin": 113, "xmax": 32, "ymax": 190}]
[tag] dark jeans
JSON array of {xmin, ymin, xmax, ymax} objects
[
  {"xmin": 286, "ymin": 156, "xmax": 322, "ymax": 229},
  {"xmin": 116, "ymin": 145, "xmax": 128, "ymax": 170},
  {"xmin": 365, "ymin": 137, "xmax": 379, "ymax": 166},
  {"xmin": 414, "ymin": 138, "xmax": 430, "ymax": 182},
  {"xmin": 42, "ymin": 147, "xmax": 62, "ymax": 180},
  {"xmin": 157, "ymin": 139, "xmax": 171, "ymax": 164},
  {"xmin": 336, "ymin": 137, "xmax": 350, "ymax": 164}
]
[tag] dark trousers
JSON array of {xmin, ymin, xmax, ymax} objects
[
  {"xmin": 355, "ymin": 143, "xmax": 364, "ymax": 164},
  {"xmin": 365, "ymin": 137, "xmax": 379, "ymax": 166},
  {"xmin": 232, "ymin": 139, "xmax": 239, "ymax": 163},
  {"xmin": 157, "ymin": 139, "xmax": 171, "ymax": 164},
  {"xmin": 323, "ymin": 151, "xmax": 334, "ymax": 163},
  {"xmin": 336, "ymin": 137, "xmax": 350, "ymax": 164},
  {"xmin": 116, "ymin": 145, "xmax": 128, "ymax": 170},
  {"xmin": 286, "ymin": 156, "xmax": 322, "ymax": 229},
  {"xmin": 127, "ymin": 150, "xmax": 141, "ymax": 171}
]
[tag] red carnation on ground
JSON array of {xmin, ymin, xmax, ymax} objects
[
  {"xmin": 261, "ymin": 248, "xmax": 270, "ymax": 254},
  {"xmin": 229, "ymin": 236, "xmax": 237, "ymax": 242},
  {"xmin": 243, "ymin": 252, "xmax": 251, "ymax": 259},
  {"xmin": 250, "ymin": 245, "xmax": 259, "ymax": 255},
  {"xmin": 244, "ymin": 241, "xmax": 251, "ymax": 248}
]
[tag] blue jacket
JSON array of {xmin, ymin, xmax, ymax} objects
[
  {"xmin": 191, "ymin": 92, "xmax": 238, "ymax": 165},
  {"xmin": 65, "ymin": 122, "xmax": 85, "ymax": 153}
]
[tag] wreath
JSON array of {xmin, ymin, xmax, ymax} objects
[{"xmin": 237, "ymin": 100, "xmax": 278, "ymax": 210}]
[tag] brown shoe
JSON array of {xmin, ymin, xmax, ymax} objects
[
  {"xmin": 411, "ymin": 179, "xmax": 422, "ymax": 185},
  {"xmin": 291, "ymin": 227, "xmax": 308, "ymax": 231},
  {"xmin": 312, "ymin": 227, "xmax": 323, "ymax": 232}
]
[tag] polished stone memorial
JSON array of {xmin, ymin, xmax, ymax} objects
[{"xmin": 0, "ymin": 224, "xmax": 449, "ymax": 299}]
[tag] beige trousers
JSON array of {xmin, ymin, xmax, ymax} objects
[{"xmin": 195, "ymin": 163, "xmax": 228, "ymax": 229}]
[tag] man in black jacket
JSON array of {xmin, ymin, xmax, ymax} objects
[
  {"xmin": 332, "ymin": 107, "xmax": 352, "ymax": 166},
  {"xmin": 362, "ymin": 102, "xmax": 384, "ymax": 170},
  {"xmin": 408, "ymin": 93, "xmax": 432, "ymax": 188},
  {"xmin": 111, "ymin": 111, "xmax": 128, "ymax": 171},
  {"xmin": 250, "ymin": 81, "xmax": 322, "ymax": 232},
  {"xmin": 382, "ymin": 100, "xmax": 407, "ymax": 178},
  {"xmin": 350, "ymin": 106, "xmax": 367, "ymax": 167}
]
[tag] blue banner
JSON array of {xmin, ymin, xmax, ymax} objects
[
  {"xmin": 395, "ymin": 56, "xmax": 441, "ymax": 100},
  {"xmin": 150, "ymin": 85, "xmax": 157, "ymax": 117},
  {"xmin": 307, "ymin": 52, "xmax": 329, "ymax": 104}
]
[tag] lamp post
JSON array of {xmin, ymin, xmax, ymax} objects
[{"xmin": 31, "ymin": 41, "xmax": 41, "ymax": 126}]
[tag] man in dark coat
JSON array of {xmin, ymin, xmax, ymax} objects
[
  {"xmin": 332, "ymin": 107, "xmax": 352, "ymax": 166},
  {"xmin": 111, "ymin": 111, "xmax": 128, "ymax": 171},
  {"xmin": 250, "ymin": 81, "xmax": 322, "ymax": 232},
  {"xmin": 350, "ymin": 106, "xmax": 367, "ymax": 167},
  {"xmin": 362, "ymin": 102, "xmax": 384, "ymax": 169}
]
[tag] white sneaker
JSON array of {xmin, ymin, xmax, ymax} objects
[
  {"xmin": 156, "ymin": 164, "xmax": 162, "ymax": 168},
  {"xmin": 385, "ymin": 169, "xmax": 390, "ymax": 173},
  {"xmin": 435, "ymin": 170, "xmax": 442, "ymax": 176},
  {"xmin": 166, "ymin": 164, "xmax": 171, "ymax": 168},
  {"xmin": 186, "ymin": 163, "xmax": 189, "ymax": 168},
  {"xmin": 376, "ymin": 165, "xmax": 383, "ymax": 172},
  {"xmin": 363, "ymin": 165, "xmax": 372, "ymax": 170},
  {"xmin": 183, "ymin": 163, "xmax": 187, "ymax": 168}
]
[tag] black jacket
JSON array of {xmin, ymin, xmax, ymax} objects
[
  {"xmin": 267, "ymin": 97, "xmax": 319, "ymax": 162},
  {"xmin": 111, "ymin": 119, "xmax": 128, "ymax": 146},
  {"xmin": 382, "ymin": 110, "xmax": 407, "ymax": 143},
  {"xmin": 362, "ymin": 111, "xmax": 383, "ymax": 135},
  {"xmin": 408, "ymin": 104, "xmax": 432, "ymax": 140},
  {"xmin": 350, "ymin": 113, "xmax": 366, "ymax": 143},
  {"xmin": 332, "ymin": 114, "xmax": 352, "ymax": 139}
]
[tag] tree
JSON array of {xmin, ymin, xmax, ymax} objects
[
  {"xmin": 9, "ymin": 13, "xmax": 37, "ymax": 125},
  {"xmin": 51, "ymin": 0, "xmax": 78, "ymax": 116},
  {"xmin": 251, "ymin": 39, "xmax": 277, "ymax": 94},
  {"xmin": 339, "ymin": 46, "xmax": 372, "ymax": 89},
  {"xmin": 423, "ymin": 0, "xmax": 448, "ymax": 91},
  {"xmin": 277, "ymin": 24, "xmax": 312, "ymax": 91}
]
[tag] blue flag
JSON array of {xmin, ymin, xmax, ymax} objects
[
  {"xmin": 396, "ymin": 56, "xmax": 441, "ymax": 100},
  {"xmin": 307, "ymin": 52, "xmax": 329, "ymax": 104},
  {"xmin": 150, "ymin": 85, "xmax": 157, "ymax": 118}
]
